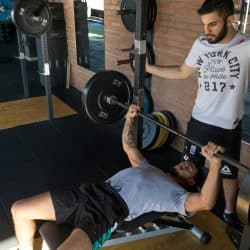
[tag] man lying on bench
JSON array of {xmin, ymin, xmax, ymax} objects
[{"xmin": 11, "ymin": 104, "xmax": 224, "ymax": 250}]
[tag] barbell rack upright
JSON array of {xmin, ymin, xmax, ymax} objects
[
  {"xmin": 39, "ymin": 33, "xmax": 54, "ymax": 120},
  {"xmin": 16, "ymin": 30, "xmax": 29, "ymax": 98},
  {"xmin": 133, "ymin": 0, "xmax": 149, "ymax": 148}
]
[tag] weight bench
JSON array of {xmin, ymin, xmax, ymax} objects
[{"xmin": 39, "ymin": 212, "xmax": 211, "ymax": 249}]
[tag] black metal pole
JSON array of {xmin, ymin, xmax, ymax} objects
[
  {"xmin": 238, "ymin": 0, "xmax": 245, "ymax": 31},
  {"xmin": 16, "ymin": 30, "xmax": 29, "ymax": 98},
  {"xmin": 134, "ymin": 0, "xmax": 149, "ymax": 148},
  {"xmin": 40, "ymin": 33, "xmax": 53, "ymax": 120},
  {"xmin": 109, "ymin": 98, "xmax": 249, "ymax": 173}
]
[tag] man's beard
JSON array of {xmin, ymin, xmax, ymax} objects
[{"xmin": 206, "ymin": 22, "xmax": 227, "ymax": 44}]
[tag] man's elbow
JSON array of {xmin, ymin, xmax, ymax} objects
[
  {"xmin": 179, "ymin": 65, "xmax": 195, "ymax": 79},
  {"xmin": 178, "ymin": 70, "xmax": 193, "ymax": 80},
  {"xmin": 178, "ymin": 74, "xmax": 189, "ymax": 80}
]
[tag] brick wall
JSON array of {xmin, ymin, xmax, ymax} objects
[
  {"xmin": 150, "ymin": 0, "xmax": 201, "ymax": 151},
  {"xmin": 62, "ymin": 0, "xmax": 249, "ymax": 168},
  {"xmin": 104, "ymin": 0, "xmax": 134, "ymax": 81}
]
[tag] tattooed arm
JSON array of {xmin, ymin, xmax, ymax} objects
[{"xmin": 122, "ymin": 105, "xmax": 144, "ymax": 167}]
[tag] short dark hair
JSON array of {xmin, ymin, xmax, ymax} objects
[{"xmin": 197, "ymin": 0, "xmax": 235, "ymax": 18}]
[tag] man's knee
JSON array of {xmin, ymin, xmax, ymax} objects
[{"xmin": 11, "ymin": 199, "xmax": 28, "ymax": 219}]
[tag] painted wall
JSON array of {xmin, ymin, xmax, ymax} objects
[{"xmin": 61, "ymin": 0, "xmax": 250, "ymax": 168}]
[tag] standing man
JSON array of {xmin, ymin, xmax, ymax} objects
[{"xmin": 146, "ymin": 0, "xmax": 250, "ymax": 226}]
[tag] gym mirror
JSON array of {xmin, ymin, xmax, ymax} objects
[{"xmin": 74, "ymin": 0, "xmax": 105, "ymax": 72}]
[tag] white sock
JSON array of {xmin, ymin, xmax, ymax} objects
[{"xmin": 224, "ymin": 210, "xmax": 233, "ymax": 214}]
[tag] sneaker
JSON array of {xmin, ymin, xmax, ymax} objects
[{"xmin": 223, "ymin": 212, "xmax": 243, "ymax": 229}]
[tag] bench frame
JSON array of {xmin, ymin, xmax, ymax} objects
[{"xmin": 39, "ymin": 212, "xmax": 211, "ymax": 249}]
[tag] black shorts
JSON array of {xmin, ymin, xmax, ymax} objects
[
  {"xmin": 182, "ymin": 117, "xmax": 241, "ymax": 179},
  {"xmin": 50, "ymin": 182, "xmax": 129, "ymax": 247}
]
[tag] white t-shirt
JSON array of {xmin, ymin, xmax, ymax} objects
[
  {"xmin": 185, "ymin": 32, "xmax": 250, "ymax": 129},
  {"xmin": 107, "ymin": 159, "xmax": 190, "ymax": 221}
]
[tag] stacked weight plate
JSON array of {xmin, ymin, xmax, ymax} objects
[
  {"xmin": 142, "ymin": 114, "xmax": 158, "ymax": 150},
  {"xmin": 142, "ymin": 110, "xmax": 177, "ymax": 150},
  {"xmin": 119, "ymin": 0, "xmax": 157, "ymax": 33},
  {"xmin": 161, "ymin": 110, "xmax": 177, "ymax": 146}
]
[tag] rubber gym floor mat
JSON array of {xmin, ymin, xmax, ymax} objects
[{"xmin": 0, "ymin": 95, "xmax": 77, "ymax": 130}]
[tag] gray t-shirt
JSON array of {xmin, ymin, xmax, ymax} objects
[{"xmin": 106, "ymin": 159, "xmax": 190, "ymax": 221}]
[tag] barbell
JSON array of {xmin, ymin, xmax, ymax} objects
[{"xmin": 82, "ymin": 70, "xmax": 249, "ymax": 173}]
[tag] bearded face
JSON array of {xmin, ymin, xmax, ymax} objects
[
  {"xmin": 206, "ymin": 18, "xmax": 228, "ymax": 44},
  {"xmin": 201, "ymin": 11, "xmax": 229, "ymax": 44}
]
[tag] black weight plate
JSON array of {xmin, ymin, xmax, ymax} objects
[
  {"xmin": 143, "ymin": 87, "xmax": 153, "ymax": 114},
  {"xmin": 12, "ymin": 0, "xmax": 52, "ymax": 37},
  {"xmin": 164, "ymin": 110, "xmax": 177, "ymax": 130},
  {"xmin": 154, "ymin": 111, "xmax": 169, "ymax": 149},
  {"xmin": 120, "ymin": 0, "xmax": 157, "ymax": 32},
  {"xmin": 142, "ymin": 114, "xmax": 158, "ymax": 150},
  {"xmin": 120, "ymin": 0, "xmax": 136, "ymax": 32},
  {"xmin": 148, "ymin": 112, "xmax": 166, "ymax": 150},
  {"xmin": 161, "ymin": 110, "xmax": 175, "ymax": 146},
  {"xmin": 83, "ymin": 70, "xmax": 133, "ymax": 125},
  {"xmin": 147, "ymin": 0, "xmax": 157, "ymax": 30},
  {"xmin": 161, "ymin": 110, "xmax": 177, "ymax": 145},
  {"xmin": 146, "ymin": 42, "xmax": 155, "ymax": 66}
]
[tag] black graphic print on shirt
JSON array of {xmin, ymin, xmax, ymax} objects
[{"xmin": 196, "ymin": 50, "xmax": 240, "ymax": 93}]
